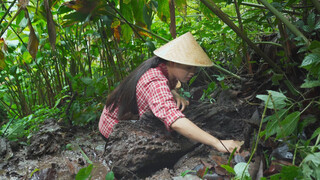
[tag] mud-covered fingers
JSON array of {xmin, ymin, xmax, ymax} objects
[{"xmin": 176, "ymin": 99, "xmax": 181, "ymax": 109}]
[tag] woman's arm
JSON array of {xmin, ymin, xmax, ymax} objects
[{"xmin": 171, "ymin": 117, "xmax": 243, "ymax": 153}]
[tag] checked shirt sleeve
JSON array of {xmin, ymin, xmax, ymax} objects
[{"xmin": 145, "ymin": 77, "xmax": 185, "ymax": 130}]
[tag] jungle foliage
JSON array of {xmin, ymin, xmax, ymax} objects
[{"xmin": 0, "ymin": 0, "xmax": 320, "ymax": 179}]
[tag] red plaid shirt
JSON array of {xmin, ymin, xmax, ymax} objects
[{"xmin": 99, "ymin": 63, "xmax": 185, "ymax": 138}]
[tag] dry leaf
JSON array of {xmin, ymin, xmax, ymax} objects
[
  {"xmin": 27, "ymin": 25, "xmax": 39, "ymax": 59},
  {"xmin": 44, "ymin": 0, "xmax": 56, "ymax": 51}
]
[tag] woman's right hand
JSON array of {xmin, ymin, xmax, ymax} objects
[{"xmin": 214, "ymin": 140, "xmax": 244, "ymax": 153}]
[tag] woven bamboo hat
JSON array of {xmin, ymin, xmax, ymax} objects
[{"xmin": 154, "ymin": 32, "xmax": 213, "ymax": 67}]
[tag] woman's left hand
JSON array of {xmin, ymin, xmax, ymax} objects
[{"xmin": 171, "ymin": 90, "xmax": 189, "ymax": 111}]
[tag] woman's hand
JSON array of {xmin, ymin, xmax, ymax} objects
[
  {"xmin": 171, "ymin": 90, "xmax": 189, "ymax": 111},
  {"xmin": 214, "ymin": 140, "xmax": 244, "ymax": 153}
]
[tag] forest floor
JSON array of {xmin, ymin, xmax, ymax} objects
[{"xmin": 0, "ymin": 77, "xmax": 295, "ymax": 180}]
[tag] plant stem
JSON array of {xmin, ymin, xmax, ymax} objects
[
  {"xmin": 200, "ymin": 0, "xmax": 284, "ymax": 74},
  {"xmin": 238, "ymin": 1, "xmax": 301, "ymax": 15},
  {"xmin": 0, "ymin": 6, "xmax": 21, "ymax": 37},
  {"xmin": 258, "ymin": 0, "xmax": 310, "ymax": 46},
  {"xmin": 241, "ymin": 93, "xmax": 271, "ymax": 179},
  {"xmin": 0, "ymin": 0, "xmax": 17, "ymax": 26}
]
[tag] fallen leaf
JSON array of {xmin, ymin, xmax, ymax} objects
[{"xmin": 211, "ymin": 155, "xmax": 228, "ymax": 166}]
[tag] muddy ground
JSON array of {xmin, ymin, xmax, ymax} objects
[{"xmin": 0, "ymin": 85, "xmax": 294, "ymax": 179}]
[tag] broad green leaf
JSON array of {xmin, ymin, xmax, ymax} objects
[
  {"xmin": 301, "ymin": 80, "xmax": 320, "ymax": 88},
  {"xmin": 16, "ymin": 10, "xmax": 25, "ymax": 25},
  {"xmin": 145, "ymin": 40, "xmax": 155, "ymax": 52},
  {"xmin": 309, "ymin": 41, "xmax": 320, "ymax": 51},
  {"xmin": 120, "ymin": 0, "xmax": 133, "ymax": 23},
  {"xmin": 175, "ymin": 0, "xmax": 187, "ymax": 15},
  {"xmin": 105, "ymin": 171, "xmax": 115, "ymax": 180},
  {"xmin": 271, "ymin": 73, "xmax": 283, "ymax": 86},
  {"xmin": 86, "ymin": 86, "xmax": 95, "ymax": 96},
  {"xmin": 143, "ymin": 3, "xmax": 153, "ymax": 29},
  {"xmin": 157, "ymin": 0, "xmax": 169, "ymax": 23},
  {"xmin": 131, "ymin": 0, "xmax": 145, "ymax": 25},
  {"xmin": 75, "ymin": 164, "xmax": 93, "ymax": 180},
  {"xmin": 300, "ymin": 53, "xmax": 320, "ymax": 69},
  {"xmin": 63, "ymin": 11, "xmax": 89, "ymax": 22},
  {"xmin": 220, "ymin": 164, "xmax": 235, "ymax": 175},
  {"xmin": 256, "ymin": 90, "xmax": 287, "ymax": 109},
  {"xmin": 315, "ymin": 21, "xmax": 320, "ymax": 30},
  {"xmin": 277, "ymin": 111, "xmax": 300, "ymax": 139},
  {"xmin": 22, "ymin": 51, "xmax": 33, "ymax": 64},
  {"xmin": 121, "ymin": 24, "xmax": 133, "ymax": 43},
  {"xmin": 311, "ymin": 127, "xmax": 320, "ymax": 140},
  {"xmin": 234, "ymin": 162, "xmax": 250, "ymax": 178},
  {"xmin": 279, "ymin": 166, "xmax": 301, "ymax": 179},
  {"xmin": 18, "ymin": 17, "xmax": 28, "ymax": 31},
  {"xmin": 307, "ymin": 12, "xmax": 315, "ymax": 27},
  {"xmin": 303, "ymin": 152, "xmax": 320, "ymax": 166},
  {"xmin": 264, "ymin": 117, "xmax": 280, "ymax": 139},
  {"xmin": 301, "ymin": 163, "xmax": 313, "ymax": 179},
  {"xmin": 200, "ymin": 2, "xmax": 215, "ymax": 20}
]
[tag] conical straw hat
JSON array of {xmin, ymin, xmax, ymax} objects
[{"xmin": 154, "ymin": 32, "xmax": 213, "ymax": 67}]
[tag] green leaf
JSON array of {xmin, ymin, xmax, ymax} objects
[
  {"xmin": 131, "ymin": 0, "xmax": 145, "ymax": 25},
  {"xmin": 105, "ymin": 171, "xmax": 114, "ymax": 180},
  {"xmin": 300, "ymin": 53, "xmax": 320, "ymax": 69},
  {"xmin": 315, "ymin": 21, "xmax": 320, "ymax": 30},
  {"xmin": 16, "ymin": 10, "xmax": 25, "ymax": 26},
  {"xmin": 263, "ymin": 109, "xmax": 289, "ymax": 139},
  {"xmin": 278, "ymin": 166, "xmax": 301, "ymax": 179},
  {"xmin": 120, "ymin": 0, "xmax": 133, "ymax": 23},
  {"xmin": 175, "ymin": 0, "xmax": 187, "ymax": 15},
  {"xmin": 81, "ymin": 77, "xmax": 93, "ymax": 85},
  {"xmin": 63, "ymin": 11, "xmax": 88, "ymax": 22},
  {"xmin": 121, "ymin": 24, "xmax": 133, "ymax": 43},
  {"xmin": 157, "ymin": 0, "xmax": 169, "ymax": 23},
  {"xmin": 234, "ymin": 162, "xmax": 250, "ymax": 178},
  {"xmin": 181, "ymin": 170, "xmax": 195, "ymax": 177},
  {"xmin": 143, "ymin": 3, "xmax": 153, "ymax": 29},
  {"xmin": 200, "ymin": 2, "xmax": 215, "ymax": 20},
  {"xmin": 220, "ymin": 164, "xmax": 235, "ymax": 175},
  {"xmin": 277, "ymin": 111, "xmax": 300, "ymax": 139},
  {"xmin": 301, "ymin": 163, "xmax": 313, "ymax": 179},
  {"xmin": 301, "ymin": 80, "xmax": 320, "ymax": 88},
  {"xmin": 76, "ymin": 164, "xmax": 93, "ymax": 180},
  {"xmin": 145, "ymin": 40, "xmax": 156, "ymax": 52},
  {"xmin": 303, "ymin": 152, "xmax": 320, "ymax": 166},
  {"xmin": 311, "ymin": 127, "xmax": 320, "ymax": 140},
  {"xmin": 256, "ymin": 90, "xmax": 287, "ymax": 109},
  {"xmin": 309, "ymin": 41, "xmax": 320, "ymax": 51},
  {"xmin": 307, "ymin": 13, "xmax": 315, "ymax": 27},
  {"xmin": 271, "ymin": 73, "xmax": 283, "ymax": 86}
]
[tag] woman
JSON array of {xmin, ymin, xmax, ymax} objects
[{"xmin": 99, "ymin": 32, "xmax": 243, "ymax": 153}]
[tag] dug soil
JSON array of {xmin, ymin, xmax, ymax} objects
[{"xmin": 0, "ymin": 76, "xmax": 294, "ymax": 179}]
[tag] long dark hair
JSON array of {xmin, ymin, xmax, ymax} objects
[{"xmin": 105, "ymin": 56, "xmax": 166, "ymax": 120}]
